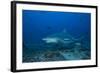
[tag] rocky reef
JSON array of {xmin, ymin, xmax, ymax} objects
[{"xmin": 23, "ymin": 41, "xmax": 90, "ymax": 62}]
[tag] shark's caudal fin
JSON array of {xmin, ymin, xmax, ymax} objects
[
  {"xmin": 75, "ymin": 36, "xmax": 84, "ymax": 40},
  {"xmin": 62, "ymin": 29, "xmax": 84, "ymax": 41},
  {"xmin": 72, "ymin": 36, "xmax": 85, "ymax": 43}
]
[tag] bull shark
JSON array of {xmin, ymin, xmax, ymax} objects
[{"xmin": 42, "ymin": 29, "xmax": 82, "ymax": 44}]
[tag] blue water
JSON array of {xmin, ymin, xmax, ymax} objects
[
  {"xmin": 23, "ymin": 10, "xmax": 91, "ymax": 44},
  {"xmin": 22, "ymin": 10, "xmax": 91, "ymax": 62}
]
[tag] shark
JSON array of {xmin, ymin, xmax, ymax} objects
[{"xmin": 42, "ymin": 29, "xmax": 79, "ymax": 44}]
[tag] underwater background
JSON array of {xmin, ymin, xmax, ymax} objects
[{"xmin": 22, "ymin": 10, "xmax": 91, "ymax": 63}]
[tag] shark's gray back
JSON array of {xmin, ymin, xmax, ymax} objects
[{"xmin": 48, "ymin": 30, "xmax": 74, "ymax": 41}]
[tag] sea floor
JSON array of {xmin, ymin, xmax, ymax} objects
[{"xmin": 23, "ymin": 47, "xmax": 90, "ymax": 63}]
